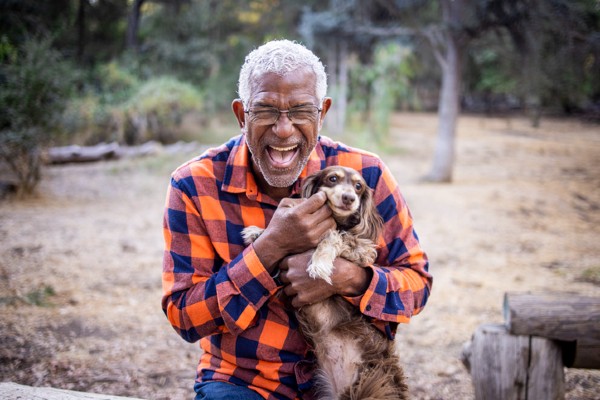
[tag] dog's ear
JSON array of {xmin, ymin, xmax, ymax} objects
[
  {"xmin": 301, "ymin": 171, "xmax": 322, "ymax": 199},
  {"xmin": 357, "ymin": 186, "xmax": 384, "ymax": 242}
]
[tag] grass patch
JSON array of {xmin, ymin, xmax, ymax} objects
[
  {"xmin": 0, "ymin": 285, "xmax": 57, "ymax": 307},
  {"xmin": 25, "ymin": 285, "xmax": 56, "ymax": 306},
  {"xmin": 580, "ymin": 266, "xmax": 600, "ymax": 285}
]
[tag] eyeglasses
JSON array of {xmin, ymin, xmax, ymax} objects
[{"xmin": 244, "ymin": 105, "xmax": 322, "ymax": 126}]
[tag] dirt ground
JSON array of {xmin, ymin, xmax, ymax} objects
[{"xmin": 1, "ymin": 112, "xmax": 599, "ymax": 399}]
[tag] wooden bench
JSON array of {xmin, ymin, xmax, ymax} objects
[
  {"xmin": 0, "ymin": 382, "xmax": 145, "ymax": 400},
  {"xmin": 461, "ymin": 292, "xmax": 600, "ymax": 400}
]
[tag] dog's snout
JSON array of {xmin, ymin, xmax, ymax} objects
[{"xmin": 342, "ymin": 193, "xmax": 356, "ymax": 206}]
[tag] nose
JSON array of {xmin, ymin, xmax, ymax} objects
[
  {"xmin": 272, "ymin": 111, "xmax": 294, "ymax": 139},
  {"xmin": 342, "ymin": 193, "xmax": 356, "ymax": 206}
]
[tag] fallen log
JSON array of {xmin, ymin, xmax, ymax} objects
[
  {"xmin": 46, "ymin": 141, "xmax": 203, "ymax": 164},
  {"xmin": 48, "ymin": 142, "xmax": 121, "ymax": 164},
  {"xmin": 0, "ymin": 382, "xmax": 144, "ymax": 400}
]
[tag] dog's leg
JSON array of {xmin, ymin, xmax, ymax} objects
[
  {"xmin": 241, "ymin": 226, "xmax": 264, "ymax": 245},
  {"xmin": 307, "ymin": 231, "xmax": 343, "ymax": 285}
]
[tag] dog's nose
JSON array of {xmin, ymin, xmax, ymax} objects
[{"xmin": 342, "ymin": 193, "xmax": 355, "ymax": 206}]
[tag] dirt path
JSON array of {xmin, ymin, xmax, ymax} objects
[{"xmin": 1, "ymin": 113, "xmax": 599, "ymax": 399}]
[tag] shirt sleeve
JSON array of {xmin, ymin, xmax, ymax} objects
[
  {"xmin": 347, "ymin": 160, "xmax": 432, "ymax": 330},
  {"xmin": 161, "ymin": 174, "xmax": 280, "ymax": 343}
]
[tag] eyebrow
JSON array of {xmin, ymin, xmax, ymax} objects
[
  {"xmin": 351, "ymin": 173, "xmax": 364, "ymax": 182},
  {"xmin": 327, "ymin": 171, "xmax": 345, "ymax": 180}
]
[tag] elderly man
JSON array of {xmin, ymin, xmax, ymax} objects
[{"xmin": 162, "ymin": 39, "xmax": 431, "ymax": 400}]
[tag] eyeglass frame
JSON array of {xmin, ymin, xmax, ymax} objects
[{"xmin": 243, "ymin": 104, "xmax": 323, "ymax": 126}]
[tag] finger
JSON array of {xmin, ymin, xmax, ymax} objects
[
  {"xmin": 279, "ymin": 270, "xmax": 289, "ymax": 284},
  {"xmin": 283, "ymin": 284, "xmax": 296, "ymax": 298},
  {"xmin": 292, "ymin": 296, "xmax": 311, "ymax": 309},
  {"xmin": 308, "ymin": 215, "xmax": 336, "ymax": 241},
  {"xmin": 311, "ymin": 201, "xmax": 333, "ymax": 220},
  {"xmin": 295, "ymin": 191, "xmax": 327, "ymax": 213},
  {"xmin": 317, "ymin": 214, "xmax": 336, "ymax": 232},
  {"xmin": 279, "ymin": 197, "xmax": 302, "ymax": 208}
]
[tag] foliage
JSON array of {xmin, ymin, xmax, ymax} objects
[
  {"xmin": 131, "ymin": 1, "xmax": 246, "ymax": 110},
  {"xmin": 467, "ymin": 0, "xmax": 600, "ymax": 117},
  {"xmin": 95, "ymin": 61, "xmax": 141, "ymax": 104},
  {"xmin": 61, "ymin": 95, "xmax": 122, "ymax": 145},
  {"xmin": 120, "ymin": 76, "xmax": 204, "ymax": 144},
  {"xmin": 128, "ymin": 1, "xmax": 312, "ymax": 111},
  {"xmin": 1, "ymin": 0, "xmax": 599, "ymax": 194},
  {"xmin": 60, "ymin": 61, "xmax": 142, "ymax": 145},
  {"xmin": 0, "ymin": 37, "xmax": 76, "ymax": 195},
  {"xmin": 348, "ymin": 41, "xmax": 417, "ymax": 144},
  {"xmin": 580, "ymin": 266, "xmax": 600, "ymax": 285},
  {"xmin": 463, "ymin": 32, "xmax": 520, "ymax": 112}
]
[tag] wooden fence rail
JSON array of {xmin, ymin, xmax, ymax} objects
[{"xmin": 461, "ymin": 292, "xmax": 600, "ymax": 400}]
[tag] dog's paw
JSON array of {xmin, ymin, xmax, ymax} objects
[
  {"xmin": 307, "ymin": 261, "xmax": 333, "ymax": 285},
  {"xmin": 241, "ymin": 226, "xmax": 264, "ymax": 245}
]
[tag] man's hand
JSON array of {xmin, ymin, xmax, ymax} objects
[
  {"xmin": 279, "ymin": 251, "xmax": 373, "ymax": 308},
  {"xmin": 252, "ymin": 192, "xmax": 335, "ymax": 271}
]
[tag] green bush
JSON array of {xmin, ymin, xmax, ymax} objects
[
  {"xmin": 95, "ymin": 61, "xmax": 140, "ymax": 105},
  {"xmin": 59, "ymin": 61, "xmax": 138, "ymax": 146},
  {"xmin": 121, "ymin": 77, "xmax": 204, "ymax": 144},
  {"xmin": 348, "ymin": 42, "xmax": 417, "ymax": 146},
  {"xmin": 0, "ymin": 37, "xmax": 75, "ymax": 195},
  {"xmin": 61, "ymin": 96, "xmax": 122, "ymax": 145}
]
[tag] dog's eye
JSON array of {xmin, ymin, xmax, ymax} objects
[
  {"xmin": 355, "ymin": 182, "xmax": 363, "ymax": 191},
  {"xmin": 328, "ymin": 176, "xmax": 338, "ymax": 183}
]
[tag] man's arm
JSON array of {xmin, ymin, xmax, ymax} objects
[
  {"xmin": 161, "ymin": 176, "xmax": 335, "ymax": 342},
  {"xmin": 278, "ymin": 161, "xmax": 432, "ymax": 324}
]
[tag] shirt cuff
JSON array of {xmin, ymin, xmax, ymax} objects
[{"xmin": 226, "ymin": 244, "xmax": 281, "ymax": 306}]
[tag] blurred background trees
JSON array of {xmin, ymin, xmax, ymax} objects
[{"xmin": 1, "ymin": 0, "xmax": 599, "ymax": 194}]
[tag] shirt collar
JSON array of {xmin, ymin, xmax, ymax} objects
[{"xmin": 221, "ymin": 134, "xmax": 325, "ymax": 202}]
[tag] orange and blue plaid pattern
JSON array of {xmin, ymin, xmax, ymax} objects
[{"xmin": 162, "ymin": 134, "xmax": 431, "ymax": 399}]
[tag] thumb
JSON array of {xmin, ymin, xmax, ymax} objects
[{"xmin": 298, "ymin": 191, "xmax": 327, "ymax": 212}]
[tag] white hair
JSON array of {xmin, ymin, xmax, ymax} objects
[{"xmin": 238, "ymin": 39, "xmax": 327, "ymax": 107}]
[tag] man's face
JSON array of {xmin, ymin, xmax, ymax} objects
[{"xmin": 235, "ymin": 68, "xmax": 330, "ymax": 189}]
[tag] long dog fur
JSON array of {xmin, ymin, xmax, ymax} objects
[{"xmin": 243, "ymin": 166, "xmax": 408, "ymax": 399}]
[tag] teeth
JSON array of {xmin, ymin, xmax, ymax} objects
[{"xmin": 270, "ymin": 145, "xmax": 297, "ymax": 152}]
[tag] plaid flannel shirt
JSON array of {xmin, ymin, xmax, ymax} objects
[{"xmin": 162, "ymin": 134, "xmax": 431, "ymax": 399}]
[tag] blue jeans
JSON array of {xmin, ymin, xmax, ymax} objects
[{"xmin": 194, "ymin": 381, "xmax": 264, "ymax": 400}]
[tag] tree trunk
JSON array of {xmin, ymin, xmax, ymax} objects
[
  {"xmin": 337, "ymin": 40, "xmax": 348, "ymax": 135},
  {"xmin": 126, "ymin": 0, "xmax": 146, "ymax": 51},
  {"xmin": 425, "ymin": 36, "xmax": 461, "ymax": 182},
  {"xmin": 424, "ymin": 0, "xmax": 464, "ymax": 183},
  {"xmin": 325, "ymin": 40, "xmax": 338, "ymax": 135},
  {"xmin": 325, "ymin": 40, "xmax": 348, "ymax": 136},
  {"xmin": 76, "ymin": 0, "xmax": 86, "ymax": 61}
]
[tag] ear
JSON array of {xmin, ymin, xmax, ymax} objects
[
  {"xmin": 359, "ymin": 187, "xmax": 384, "ymax": 243},
  {"xmin": 232, "ymin": 99, "xmax": 246, "ymax": 131},
  {"xmin": 301, "ymin": 172, "xmax": 322, "ymax": 199},
  {"xmin": 317, "ymin": 97, "xmax": 332, "ymax": 130}
]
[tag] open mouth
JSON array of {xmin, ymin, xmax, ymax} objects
[{"xmin": 266, "ymin": 144, "xmax": 299, "ymax": 169}]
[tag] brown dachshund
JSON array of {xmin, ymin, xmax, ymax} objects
[{"xmin": 243, "ymin": 166, "xmax": 408, "ymax": 399}]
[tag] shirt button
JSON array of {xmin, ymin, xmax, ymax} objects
[{"xmin": 365, "ymin": 305, "xmax": 372, "ymax": 311}]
